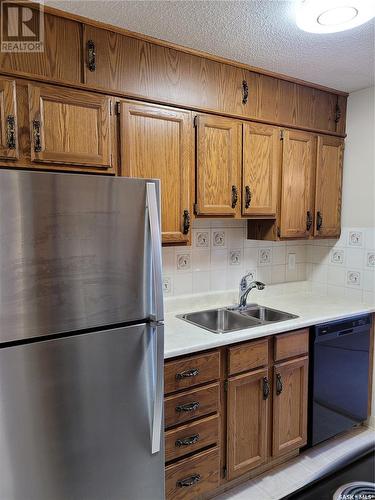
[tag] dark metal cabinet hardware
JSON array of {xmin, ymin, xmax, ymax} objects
[
  {"xmin": 175, "ymin": 434, "xmax": 199, "ymax": 447},
  {"xmin": 334, "ymin": 103, "xmax": 341, "ymax": 124},
  {"xmin": 87, "ymin": 40, "xmax": 96, "ymax": 71},
  {"xmin": 6, "ymin": 115, "xmax": 16, "ymax": 149},
  {"xmin": 276, "ymin": 373, "xmax": 283, "ymax": 396},
  {"xmin": 231, "ymin": 185, "xmax": 238, "ymax": 208},
  {"xmin": 177, "ymin": 474, "xmax": 201, "ymax": 488},
  {"xmin": 176, "ymin": 368, "xmax": 199, "ymax": 380},
  {"xmin": 306, "ymin": 210, "xmax": 313, "ymax": 231},
  {"xmin": 263, "ymin": 377, "xmax": 270, "ymax": 400},
  {"xmin": 242, "ymin": 80, "xmax": 249, "ymax": 105},
  {"xmin": 316, "ymin": 211, "xmax": 323, "ymax": 231},
  {"xmin": 183, "ymin": 209, "xmax": 190, "ymax": 235},
  {"xmin": 175, "ymin": 401, "xmax": 200, "ymax": 413},
  {"xmin": 245, "ymin": 185, "xmax": 252, "ymax": 209},
  {"xmin": 32, "ymin": 120, "xmax": 42, "ymax": 152}
]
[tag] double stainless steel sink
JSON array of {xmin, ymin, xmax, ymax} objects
[{"xmin": 177, "ymin": 305, "xmax": 298, "ymax": 334}]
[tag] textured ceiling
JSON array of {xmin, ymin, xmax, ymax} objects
[{"xmin": 45, "ymin": 0, "xmax": 375, "ymax": 93}]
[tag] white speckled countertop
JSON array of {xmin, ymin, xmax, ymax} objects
[{"xmin": 164, "ymin": 282, "xmax": 375, "ymax": 359}]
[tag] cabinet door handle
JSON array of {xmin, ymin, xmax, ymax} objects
[
  {"xmin": 316, "ymin": 211, "xmax": 323, "ymax": 231},
  {"xmin": 176, "ymin": 368, "xmax": 199, "ymax": 380},
  {"xmin": 306, "ymin": 210, "xmax": 313, "ymax": 231},
  {"xmin": 175, "ymin": 401, "xmax": 200, "ymax": 413},
  {"xmin": 231, "ymin": 185, "xmax": 238, "ymax": 209},
  {"xmin": 276, "ymin": 373, "xmax": 283, "ymax": 396},
  {"xmin": 245, "ymin": 185, "xmax": 252, "ymax": 209},
  {"xmin": 6, "ymin": 115, "xmax": 16, "ymax": 150},
  {"xmin": 175, "ymin": 434, "xmax": 200, "ymax": 447},
  {"xmin": 32, "ymin": 119, "xmax": 42, "ymax": 153},
  {"xmin": 177, "ymin": 474, "xmax": 201, "ymax": 488},
  {"xmin": 334, "ymin": 103, "xmax": 341, "ymax": 124},
  {"xmin": 87, "ymin": 40, "xmax": 96, "ymax": 72},
  {"xmin": 182, "ymin": 209, "xmax": 190, "ymax": 235},
  {"xmin": 262, "ymin": 377, "xmax": 270, "ymax": 400},
  {"xmin": 242, "ymin": 80, "xmax": 249, "ymax": 105}
]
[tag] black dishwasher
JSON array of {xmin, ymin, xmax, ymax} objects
[{"xmin": 309, "ymin": 314, "xmax": 372, "ymax": 447}]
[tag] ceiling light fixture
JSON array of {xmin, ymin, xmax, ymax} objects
[{"xmin": 296, "ymin": 0, "xmax": 375, "ymax": 33}]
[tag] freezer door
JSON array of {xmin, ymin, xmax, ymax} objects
[
  {"xmin": 0, "ymin": 170, "xmax": 162, "ymax": 343},
  {"xmin": 0, "ymin": 323, "xmax": 165, "ymax": 500}
]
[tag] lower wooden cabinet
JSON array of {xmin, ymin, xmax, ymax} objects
[
  {"xmin": 272, "ymin": 356, "xmax": 309, "ymax": 457},
  {"xmin": 227, "ymin": 368, "xmax": 269, "ymax": 479}
]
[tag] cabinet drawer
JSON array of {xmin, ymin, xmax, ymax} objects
[
  {"xmin": 165, "ymin": 351, "xmax": 220, "ymax": 394},
  {"xmin": 274, "ymin": 329, "xmax": 309, "ymax": 362},
  {"xmin": 165, "ymin": 414, "xmax": 219, "ymax": 462},
  {"xmin": 228, "ymin": 338, "xmax": 269, "ymax": 375},
  {"xmin": 165, "ymin": 447, "xmax": 220, "ymax": 500},
  {"xmin": 165, "ymin": 382, "xmax": 220, "ymax": 428}
]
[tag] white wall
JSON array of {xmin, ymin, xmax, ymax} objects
[{"xmin": 341, "ymin": 86, "xmax": 375, "ymax": 228}]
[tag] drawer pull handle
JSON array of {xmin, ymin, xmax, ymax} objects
[
  {"xmin": 231, "ymin": 185, "xmax": 238, "ymax": 209},
  {"xmin": 245, "ymin": 185, "xmax": 252, "ymax": 209},
  {"xmin": 276, "ymin": 373, "xmax": 283, "ymax": 396},
  {"xmin": 177, "ymin": 474, "xmax": 201, "ymax": 488},
  {"xmin": 262, "ymin": 377, "xmax": 270, "ymax": 400},
  {"xmin": 6, "ymin": 115, "xmax": 16, "ymax": 150},
  {"xmin": 176, "ymin": 368, "xmax": 199, "ymax": 380},
  {"xmin": 242, "ymin": 80, "xmax": 249, "ymax": 105},
  {"xmin": 32, "ymin": 120, "xmax": 42, "ymax": 153},
  {"xmin": 316, "ymin": 211, "xmax": 323, "ymax": 231},
  {"xmin": 175, "ymin": 434, "xmax": 199, "ymax": 447},
  {"xmin": 87, "ymin": 40, "xmax": 96, "ymax": 71},
  {"xmin": 182, "ymin": 209, "xmax": 190, "ymax": 235},
  {"xmin": 175, "ymin": 401, "xmax": 200, "ymax": 413},
  {"xmin": 306, "ymin": 210, "xmax": 313, "ymax": 231}
]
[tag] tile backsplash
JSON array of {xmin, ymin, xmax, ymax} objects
[
  {"xmin": 306, "ymin": 226, "xmax": 375, "ymax": 304},
  {"xmin": 162, "ymin": 219, "xmax": 308, "ymax": 297}
]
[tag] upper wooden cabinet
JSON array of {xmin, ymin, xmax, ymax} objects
[
  {"xmin": 272, "ymin": 356, "xmax": 308, "ymax": 457},
  {"xmin": 28, "ymin": 84, "xmax": 112, "ymax": 169},
  {"xmin": 227, "ymin": 368, "xmax": 269, "ymax": 480},
  {"xmin": 242, "ymin": 123, "xmax": 281, "ymax": 217},
  {"xmin": 0, "ymin": 14, "xmax": 81, "ymax": 83},
  {"xmin": 314, "ymin": 136, "xmax": 344, "ymax": 238},
  {"xmin": 195, "ymin": 114, "xmax": 241, "ymax": 217},
  {"xmin": 279, "ymin": 130, "xmax": 315, "ymax": 238},
  {"xmin": 0, "ymin": 78, "xmax": 18, "ymax": 160},
  {"xmin": 119, "ymin": 100, "xmax": 193, "ymax": 244}
]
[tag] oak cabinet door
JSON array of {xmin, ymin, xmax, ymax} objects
[
  {"xmin": 195, "ymin": 114, "xmax": 241, "ymax": 216},
  {"xmin": 227, "ymin": 368, "xmax": 269, "ymax": 480},
  {"xmin": 0, "ymin": 79, "xmax": 18, "ymax": 160},
  {"xmin": 280, "ymin": 130, "xmax": 315, "ymax": 238},
  {"xmin": 314, "ymin": 136, "xmax": 344, "ymax": 238},
  {"xmin": 120, "ymin": 101, "xmax": 193, "ymax": 244},
  {"xmin": 0, "ymin": 13, "xmax": 81, "ymax": 83},
  {"xmin": 242, "ymin": 123, "xmax": 281, "ymax": 216},
  {"xmin": 272, "ymin": 357, "xmax": 308, "ymax": 457},
  {"xmin": 28, "ymin": 84, "xmax": 112, "ymax": 169}
]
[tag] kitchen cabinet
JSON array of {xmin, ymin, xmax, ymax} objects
[
  {"xmin": 28, "ymin": 84, "xmax": 113, "ymax": 169},
  {"xmin": 0, "ymin": 13, "xmax": 81, "ymax": 83},
  {"xmin": 0, "ymin": 78, "xmax": 18, "ymax": 160},
  {"xmin": 119, "ymin": 100, "xmax": 193, "ymax": 244},
  {"xmin": 242, "ymin": 123, "xmax": 281, "ymax": 217},
  {"xmin": 314, "ymin": 135, "xmax": 344, "ymax": 238},
  {"xmin": 272, "ymin": 356, "xmax": 309, "ymax": 457},
  {"xmin": 279, "ymin": 130, "xmax": 315, "ymax": 238},
  {"xmin": 227, "ymin": 368, "xmax": 269, "ymax": 479},
  {"xmin": 195, "ymin": 114, "xmax": 241, "ymax": 216}
]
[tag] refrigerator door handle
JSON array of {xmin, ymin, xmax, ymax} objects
[
  {"xmin": 146, "ymin": 182, "xmax": 164, "ymax": 323},
  {"xmin": 151, "ymin": 323, "xmax": 164, "ymax": 454}
]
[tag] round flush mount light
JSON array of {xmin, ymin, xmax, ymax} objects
[{"xmin": 296, "ymin": 0, "xmax": 375, "ymax": 33}]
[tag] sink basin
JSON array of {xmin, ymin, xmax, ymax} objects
[
  {"xmin": 178, "ymin": 308, "xmax": 261, "ymax": 334},
  {"xmin": 177, "ymin": 305, "xmax": 298, "ymax": 334},
  {"xmin": 239, "ymin": 305, "xmax": 298, "ymax": 323}
]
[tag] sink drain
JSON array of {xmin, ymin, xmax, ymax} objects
[{"xmin": 333, "ymin": 481, "xmax": 375, "ymax": 500}]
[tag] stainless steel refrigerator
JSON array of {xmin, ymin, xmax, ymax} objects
[{"xmin": 0, "ymin": 170, "xmax": 165, "ymax": 500}]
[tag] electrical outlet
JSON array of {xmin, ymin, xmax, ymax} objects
[{"xmin": 288, "ymin": 253, "xmax": 296, "ymax": 270}]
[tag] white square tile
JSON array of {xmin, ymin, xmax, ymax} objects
[
  {"xmin": 346, "ymin": 270, "xmax": 361, "ymax": 287},
  {"xmin": 193, "ymin": 229, "xmax": 210, "ymax": 248},
  {"xmin": 327, "ymin": 266, "xmax": 346, "ymax": 286},
  {"xmin": 363, "ymin": 270, "xmax": 375, "ymax": 292},
  {"xmin": 346, "ymin": 247, "xmax": 364, "ymax": 268},
  {"xmin": 244, "ymin": 248, "xmax": 258, "ymax": 268},
  {"xmin": 345, "ymin": 287, "xmax": 363, "ymax": 300},
  {"xmin": 173, "ymin": 273, "xmax": 193, "ymax": 295},
  {"xmin": 330, "ymin": 249, "xmax": 345, "ymax": 266},
  {"xmin": 162, "ymin": 247, "xmax": 175, "ymax": 273},
  {"xmin": 348, "ymin": 230, "xmax": 364, "ymax": 247},
  {"xmin": 192, "ymin": 218, "xmax": 211, "ymax": 229},
  {"xmin": 327, "ymin": 285, "xmax": 346, "ymax": 298},
  {"xmin": 365, "ymin": 228, "xmax": 375, "ymax": 249},
  {"xmin": 175, "ymin": 251, "xmax": 191, "ymax": 272},
  {"xmin": 273, "ymin": 246, "xmax": 287, "ymax": 265},
  {"xmin": 310, "ymin": 264, "xmax": 328, "ymax": 283},
  {"xmin": 244, "ymin": 237, "xmax": 259, "ymax": 248},
  {"xmin": 363, "ymin": 290, "xmax": 375, "ymax": 305},
  {"xmin": 192, "ymin": 248, "xmax": 210, "ymax": 271},
  {"xmin": 256, "ymin": 267, "xmax": 272, "ymax": 284},
  {"xmin": 271, "ymin": 265, "xmax": 286, "ymax": 284},
  {"xmin": 366, "ymin": 251, "xmax": 375, "ymax": 268},
  {"xmin": 226, "ymin": 267, "xmax": 244, "ymax": 289},
  {"xmin": 310, "ymin": 245, "xmax": 330, "ymax": 265},
  {"xmin": 193, "ymin": 271, "xmax": 210, "ymax": 293},
  {"xmin": 229, "ymin": 248, "xmax": 242, "ymax": 266},
  {"xmin": 211, "ymin": 248, "xmax": 228, "ymax": 270},
  {"xmin": 227, "ymin": 228, "xmax": 244, "ymax": 248},
  {"xmin": 210, "ymin": 270, "xmax": 228, "ymax": 291}
]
